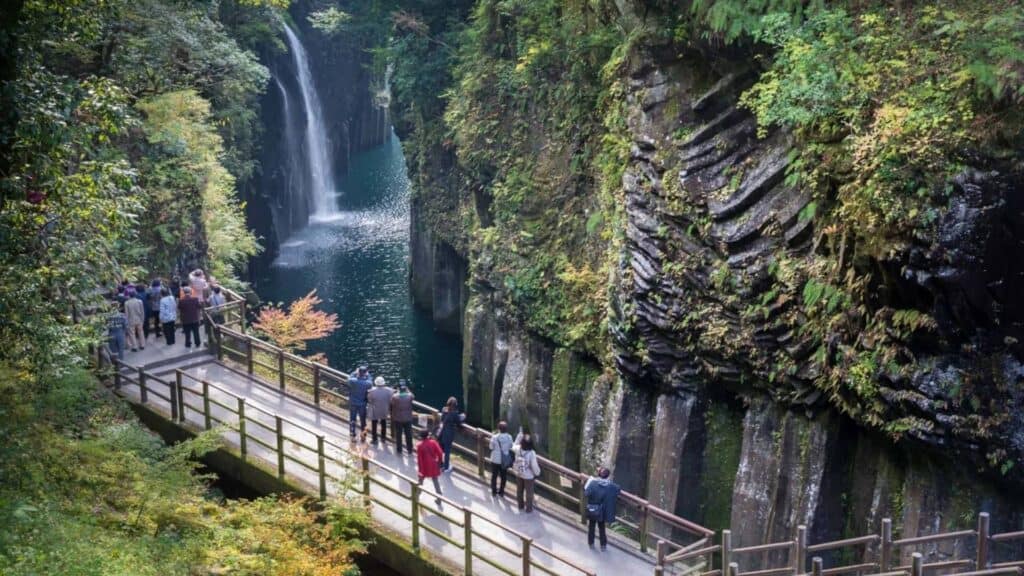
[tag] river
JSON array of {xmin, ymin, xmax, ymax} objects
[{"xmin": 253, "ymin": 132, "xmax": 463, "ymax": 410}]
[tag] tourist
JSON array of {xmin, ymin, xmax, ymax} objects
[
  {"xmin": 158, "ymin": 286, "xmax": 177, "ymax": 345},
  {"xmin": 107, "ymin": 302, "xmax": 128, "ymax": 361},
  {"xmin": 367, "ymin": 376, "xmax": 394, "ymax": 444},
  {"xmin": 416, "ymin": 429, "xmax": 444, "ymax": 505},
  {"xmin": 178, "ymin": 286, "xmax": 202, "ymax": 349},
  {"xmin": 390, "ymin": 381, "xmax": 415, "ymax": 455},
  {"xmin": 189, "ymin": 269, "xmax": 208, "ymax": 304},
  {"xmin": 512, "ymin": 430, "xmax": 541, "ymax": 512},
  {"xmin": 347, "ymin": 366, "xmax": 373, "ymax": 439},
  {"xmin": 124, "ymin": 288, "xmax": 146, "ymax": 352},
  {"xmin": 147, "ymin": 280, "xmax": 163, "ymax": 337},
  {"xmin": 169, "ymin": 275, "xmax": 182, "ymax": 300},
  {"xmin": 584, "ymin": 467, "xmax": 621, "ymax": 551},
  {"xmin": 489, "ymin": 421, "xmax": 514, "ymax": 497},
  {"xmin": 437, "ymin": 397, "xmax": 466, "ymax": 472},
  {"xmin": 208, "ymin": 285, "xmax": 226, "ymax": 324}
]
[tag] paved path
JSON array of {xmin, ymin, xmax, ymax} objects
[{"xmin": 113, "ymin": 332, "xmax": 656, "ymax": 576}]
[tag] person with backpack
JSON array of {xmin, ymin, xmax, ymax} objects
[
  {"xmin": 512, "ymin": 430, "xmax": 541, "ymax": 512},
  {"xmin": 367, "ymin": 376, "xmax": 394, "ymax": 444},
  {"xmin": 347, "ymin": 366, "xmax": 373, "ymax": 439},
  {"xmin": 489, "ymin": 421, "xmax": 514, "ymax": 497},
  {"xmin": 107, "ymin": 302, "xmax": 128, "ymax": 361},
  {"xmin": 584, "ymin": 467, "xmax": 621, "ymax": 551},
  {"xmin": 208, "ymin": 285, "xmax": 226, "ymax": 324},
  {"xmin": 415, "ymin": 429, "xmax": 444, "ymax": 505},
  {"xmin": 390, "ymin": 381, "xmax": 415, "ymax": 455},
  {"xmin": 437, "ymin": 397, "xmax": 466, "ymax": 472}
]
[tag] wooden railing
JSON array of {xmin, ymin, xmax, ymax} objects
[
  {"xmin": 656, "ymin": 513, "xmax": 1024, "ymax": 576},
  {"xmin": 98, "ymin": 347, "xmax": 597, "ymax": 576},
  {"xmin": 204, "ymin": 317, "xmax": 713, "ymax": 557}
]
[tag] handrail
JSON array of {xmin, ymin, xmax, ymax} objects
[
  {"xmin": 207, "ymin": 312, "xmax": 714, "ymax": 552},
  {"xmin": 108, "ymin": 355, "xmax": 596, "ymax": 576}
]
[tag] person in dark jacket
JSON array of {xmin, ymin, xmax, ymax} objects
[
  {"xmin": 147, "ymin": 280, "xmax": 163, "ymax": 337},
  {"xmin": 178, "ymin": 286, "xmax": 202, "ymax": 348},
  {"xmin": 584, "ymin": 467, "xmax": 621, "ymax": 551},
  {"xmin": 390, "ymin": 382, "xmax": 415, "ymax": 454},
  {"xmin": 347, "ymin": 366, "xmax": 373, "ymax": 439},
  {"xmin": 437, "ymin": 396, "xmax": 466, "ymax": 472}
]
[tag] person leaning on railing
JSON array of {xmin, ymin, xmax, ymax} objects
[
  {"xmin": 208, "ymin": 285, "xmax": 226, "ymax": 325},
  {"xmin": 347, "ymin": 366, "xmax": 373, "ymax": 440}
]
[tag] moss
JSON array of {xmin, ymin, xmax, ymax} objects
[{"xmin": 700, "ymin": 398, "xmax": 744, "ymax": 530}]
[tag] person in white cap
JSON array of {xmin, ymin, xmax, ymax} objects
[{"xmin": 367, "ymin": 376, "xmax": 394, "ymax": 445}]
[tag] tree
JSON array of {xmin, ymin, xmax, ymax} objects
[{"xmin": 252, "ymin": 290, "xmax": 341, "ymax": 355}]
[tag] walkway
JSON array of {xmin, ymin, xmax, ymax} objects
[{"xmin": 110, "ymin": 332, "xmax": 656, "ymax": 576}]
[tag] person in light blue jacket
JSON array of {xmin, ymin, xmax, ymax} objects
[{"xmin": 158, "ymin": 287, "xmax": 177, "ymax": 345}]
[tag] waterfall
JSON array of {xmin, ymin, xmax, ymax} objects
[
  {"xmin": 272, "ymin": 76, "xmax": 308, "ymax": 240},
  {"xmin": 282, "ymin": 22, "xmax": 337, "ymax": 219}
]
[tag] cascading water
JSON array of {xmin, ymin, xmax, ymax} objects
[
  {"xmin": 272, "ymin": 76, "xmax": 309, "ymax": 238},
  {"xmin": 282, "ymin": 22, "xmax": 338, "ymax": 219}
]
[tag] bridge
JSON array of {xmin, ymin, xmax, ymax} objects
[{"xmin": 94, "ymin": 290, "xmax": 1024, "ymax": 576}]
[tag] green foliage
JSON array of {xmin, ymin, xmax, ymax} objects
[
  {"xmin": 309, "ymin": 7, "xmax": 352, "ymax": 35},
  {"xmin": 0, "ymin": 367, "xmax": 367, "ymax": 576}
]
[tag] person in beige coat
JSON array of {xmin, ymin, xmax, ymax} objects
[{"xmin": 124, "ymin": 291, "xmax": 146, "ymax": 351}]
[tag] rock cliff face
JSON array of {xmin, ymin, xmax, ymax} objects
[{"xmin": 401, "ymin": 0, "xmax": 1024, "ymax": 553}]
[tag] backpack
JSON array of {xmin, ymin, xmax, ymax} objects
[{"xmin": 501, "ymin": 447, "xmax": 515, "ymax": 469}]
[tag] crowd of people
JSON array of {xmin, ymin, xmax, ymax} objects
[
  {"xmin": 105, "ymin": 269, "xmax": 227, "ymax": 360},
  {"xmin": 346, "ymin": 369, "xmax": 622, "ymax": 549}
]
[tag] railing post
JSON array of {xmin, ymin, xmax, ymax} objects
[
  {"xmin": 202, "ymin": 380, "xmax": 211, "ymax": 430},
  {"xmin": 657, "ymin": 540, "xmax": 667, "ymax": 569},
  {"xmin": 977, "ymin": 512, "xmax": 990, "ymax": 570},
  {"xmin": 246, "ymin": 340, "xmax": 254, "ymax": 374},
  {"xmin": 237, "ymin": 398, "xmax": 247, "ymax": 463},
  {"xmin": 794, "ymin": 525, "xmax": 807, "ymax": 575},
  {"xmin": 137, "ymin": 367, "xmax": 148, "ymax": 404},
  {"xmin": 275, "ymin": 416, "xmax": 285, "ymax": 480},
  {"xmin": 464, "ymin": 508, "xmax": 473, "ymax": 573},
  {"xmin": 522, "ymin": 536, "xmax": 532, "ymax": 576},
  {"xmin": 729, "ymin": 561, "xmax": 740, "ymax": 576},
  {"xmin": 169, "ymin": 373, "xmax": 179, "ymax": 421},
  {"xmin": 812, "ymin": 557, "xmax": 823, "ymax": 576},
  {"xmin": 722, "ymin": 530, "xmax": 733, "ymax": 571},
  {"xmin": 240, "ymin": 300, "xmax": 247, "ymax": 330},
  {"xmin": 175, "ymin": 370, "xmax": 185, "ymax": 422},
  {"xmin": 411, "ymin": 484, "xmax": 421, "ymax": 551},
  {"xmin": 114, "ymin": 360, "xmax": 122, "ymax": 390},
  {"xmin": 277, "ymin": 350, "xmax": 286, "ymax": 390},
  {"xmin": 639, "ymin": 501, "xmax": 650, "ymax": 553},
  {"xmin": 361, "ymin": 455, "xmax": 371, "ymax": 507},
  {"xmin": 911, "ymin": 552, "xmax": 923, "ymax": 576},
  {"xmin": 313, "ymin": 365, "xmax": 321, "ymax": 406},
  {"xmin": 317, "ymin": 435, "xmax": 327, "ymax": 501},
  {"xmin": 476, "ymin": 432, "xmax": 485, "ymax": 478},
  {"xmin": 579, "ymin": 473, "xmax": 588, "ymax": 524},
  {"xmin": 215, "ymin": 325, "xmax": 224, "ymax": 361},
  {"xmin": 880, "ymin": 518, "xmax": 892, "ymax": 572}
]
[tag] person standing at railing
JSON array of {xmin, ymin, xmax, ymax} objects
[
  {"xmin": 146, "ymin": 280, "xmax": 163, "ymax": 338},
  {"xmin": 178, "ymin": 287, "xmax": 202, "ymax": 349},
  {"xmin": 416, "ymin": 429, "xmax": 444, "ymax": 505},
  {"xmin": 158, "ymin": 287, "xmax": 177, "ymax": 345},
  {"xmin": 107, "ymin": 302, "xmax": 128, "ymax": 361},
  {"xmin": 390, "ymin": 381, "xmax": 415, "ymax": 455},
  {"xmin": 208, "ymin": 285, "xmax": 226, "ymax": 325},
  {"xmin": 489, "ymin": 421, "xmax": 514, "ymax": 497},
  {"xmin": 367, "ymin": 376, "xmax": 393, "ymax": 444},
  {"xmin": 124, "ymin": 289, "xmax": 146, "ymax": 352},
  {"xmin": 584, "ymin": 467, "xmax": 621, "ymax": 551},
  {"xmin": 437, "ymin": 397, "xmax": 466, "ymax": 472},
  {"xmin": 347, "ymin": 366, "xmax": 373, "ymax": 440},
  {"xmin": 189, "ymin": 269, "xmax": 208, "ymax": 305},
  {"xmin": 512, "ymin": 430, "xmax": 541, "ymax": 512}
]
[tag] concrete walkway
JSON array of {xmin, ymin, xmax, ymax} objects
[{"xmin": 114, "ymin": 332, "xmax": 656, "ymax": 576}]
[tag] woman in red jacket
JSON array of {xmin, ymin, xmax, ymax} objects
[{"xmin": 416, "ymin": 429, "xmax": 444, "ymax": 504}]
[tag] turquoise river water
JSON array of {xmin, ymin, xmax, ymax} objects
[{"xmin": 254, "ymin": 134, "xmax": 463, "ymax": 410}]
